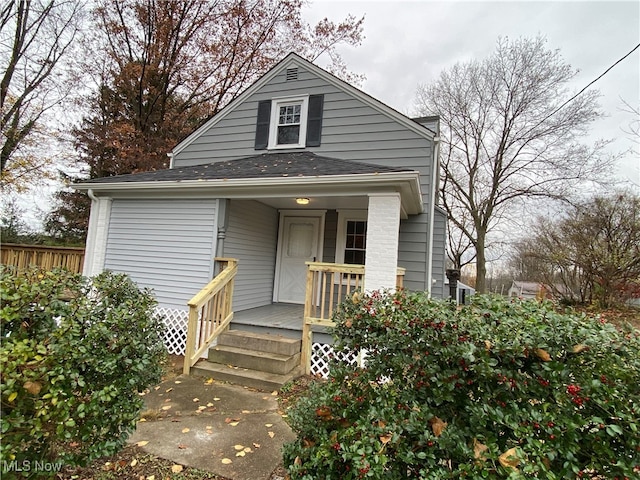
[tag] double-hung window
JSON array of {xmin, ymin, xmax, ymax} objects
[
  {"xmin": 254, "ymin": 94, "xmax": 324, "ymax": 150},
  {"xmin": 336, "ymin": 210, "xmax": 368, "ymax": 265},
  {"xmin": 269, "ymin": 97, "xmax": 308, "ymax": 149}
]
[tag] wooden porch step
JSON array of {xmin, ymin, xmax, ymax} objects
[
  {"xmin": 192, "ymin": 361, "xmax": 302, "ymax": 392},
  {"xmin": 218, "ymin": 330, "xmax": 301, "ymax": 356},
  {"xmin": 193, "ymin": 330, "xmax": 303, "ymax": 391},
  {"xmin": 208, "ymin": 345, "xmax": 301, "ymax": 375}
]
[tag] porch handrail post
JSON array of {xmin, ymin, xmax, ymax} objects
[{"xmin": 302, "ymin": 263, "xmax": 315, "ymax": 375}]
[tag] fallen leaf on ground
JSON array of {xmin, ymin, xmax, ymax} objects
[
  {"xmin": 253, "ymin": 443, "xmax": 261, "ymax": 448},
  {"xmin": 379, "ymin": 433, "xmax": 392, "ymax": 444},
  {"xmin": 171, "ymin": 465, "xmax": 183, "ymax": 473},
  {"xmin": 181, "ymin": 428, "xmax": 190, "ymax": 433},
  {"xmin": 204, "ymin": 378, "xmax": 214, "ymax": 385},
  {"xmin": 206, "ymin": 402, "xmax": 214, "ymax": 407},
  {"xmin": 265, "ymin": 423, "xmax": 273, "ymax": 427},
  {"xmin": 234, "ymin": 445, "xmax": 245, "ymax": 450},
  {"xmin": 213, "ymin": 397, "xmax": 221, "ymax": 401},
  {"xmin": 236, "ymin": 451, "xmax": 246, "ymax": 457},
  {"xmin": 221, "ymin": 458, "xmax": 232, "ymax": 464},
  {"xmin": 229, "ymin": 422, "xmax": 239, "ymax": 427},
  {"xmin": 154, "ymin": 386, "xmax": 161, "ymax": 391},
  {"xmin": 147, "ymin": 476, "xmax": 155, "ymax": 480},
  {"xmin": 136, "ymin": 441, "xmax": 149, "ymax": 447},
  {"xmin": 138, "ymin": 418, "xmax": 147, "ymax": 422},
  {"xmin": 268, "ymin": 431, "xmax": 275, "ymax": 438},
  {"xmin": 271, "ymin": 391, "xmax": 278, "ymax": 396},
  {"xmin": 244, "ymin": 447, "xmax": 252, "ymax": 453},
  {"xmin": 165, "ymin": 388, "xmax": 173, "ymax": 393},
  {"xmin": 174, "ymin": 380, "xmax": 182, "ymax": 384},
  {"xmin": 130, "ymin": 459, "xmax": 138, "ymax": 467},
  {"xmin": 161, "ymin": 405, "xmax": 171, "ymax": 411},
  {"xmin": 177, "ymin": 444, "xmax": 188, "ymax": 449},
  {"xmin": 225, "ymin": 417, "xmax": 240, "ymax": 424},
  {"xmin": 242, "ymin": 409, "xmax": 250, "ymax": 414},
  {"xmin": 192, "ymin": 397, "xmax": 199, "ymax": 402},
  {"xmin": 197, "ymin": 406, "xmax": 206, "ymax": 411}
]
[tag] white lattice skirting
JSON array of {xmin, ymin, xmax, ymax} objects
[
  {"xmin": 154, "ymin": 307, "xmax": 189, "ymax": 355},
  {"xmin": 310, "ymin": 343, "xmax": 360, "ymax": 378},
  {"xmin": 153, "ymin": 307, "xmax": 357, "ymax": 377}
]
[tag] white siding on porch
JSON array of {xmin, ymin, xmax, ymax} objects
[
  {"xmin": 224, "ymin": 200, "xmax": 278, "ymax": 311},
  {"xmin": 104, "ymin": 199, "xmax": 217, "ymax": 309}
]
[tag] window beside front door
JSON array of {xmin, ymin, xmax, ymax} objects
[
  {"xmin": 336, "ymin": 210, "xmax": 368, "ymax": 265},
  {"xmin": 344, "ymin": 220, "xmax": 367, "ymax": 264}
]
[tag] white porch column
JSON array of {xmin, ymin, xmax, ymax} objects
[
  {"xmin": 82, "ymin": 193, "xmax": 112, "ymax": 277},
  {"xmin": 364, "ymin": 192, "xmax": 401, "ymax": 292}
]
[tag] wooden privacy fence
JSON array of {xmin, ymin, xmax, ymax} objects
[
  {"xmin": 1, "ymin": 243, "xmax": 85, "ymax": 274},
  {"xmin": 301, "ymin": 262, "xmax": 405, "ymax": 374},
  {"xmin": 183, "ymin": 258, "xmax": 238, "ymax": 375}
]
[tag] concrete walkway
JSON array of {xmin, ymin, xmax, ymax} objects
[{"xmin": 129, "ymin": 374, "xmax": 295, "ymax": 480}]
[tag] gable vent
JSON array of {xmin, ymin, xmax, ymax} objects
[{"xmin": 286, "ymin": 68, "xmax": 298, "ymax": 81}]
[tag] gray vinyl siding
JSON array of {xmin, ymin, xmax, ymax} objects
[
  {"xmin": 104, "ymin": 199, "xmax": 217, "ymax": 309},
  {"xmin": 172, "ymin": 63, "xmax": 437, "ymax": 292},
  {"xmin": 224, "ymin": 200, "xmax": 278, "ymax": 311},
  {"xmin": 322, "ymin": 210, "xmax": 338, "ymax": 263}
]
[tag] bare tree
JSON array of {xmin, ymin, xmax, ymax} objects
[
  {"xmin": 415, "ymin": 36, "xmax": 613, "ymax": 292},
  {"xmin": 0, "ymin": 0, "xmax": 83, "ymax": 190},
  {"xmin": 515, "ymin": 192, "xmax": 640, "ymax": 307}
]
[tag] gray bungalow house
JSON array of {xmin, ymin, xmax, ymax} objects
[{"xmin": 75, "ymin": 53, "xmax": 447, "ymax": 381}]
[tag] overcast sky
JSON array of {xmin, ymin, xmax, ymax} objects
[{"xmin": 303, "ymin": 0, "xmax": 640, "ymax": 185}]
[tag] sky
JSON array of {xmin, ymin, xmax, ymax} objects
[
  {"xmin": 303, "ymin": 0, "xmax": 640, "ymax": 185},
  {"xmin": 10, "ymin": 0, "xmax": 640, "ymax": 231}
]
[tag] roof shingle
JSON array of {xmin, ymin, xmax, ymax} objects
[{"xmin": 80, "ymin": 152, "xmax": 413, "ymax": 185}]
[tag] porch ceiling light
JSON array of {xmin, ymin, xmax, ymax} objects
[{"xmin": 296, "ymin": 197, "xmax": 310, "ymax": 205}]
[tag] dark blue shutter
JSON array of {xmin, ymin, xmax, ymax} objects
[
  {"xmin": 305, "ymin": 94, "xmax": 324, "ymax": 147},
  {"xmin": 255, "ymin": 100, "xmax": 271, "ymax": 150}
]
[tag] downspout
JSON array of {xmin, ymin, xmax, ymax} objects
[
  {"xmin": 82, "ymin": 189, "xmax": 99, "ymax": 276},
  {"xmin": 426, "ymin": 136, "xmax": 440, "ymax": 297},
  {"xmin": 167, "ymin": 152, "xmax": 174, "ymax": 169}
]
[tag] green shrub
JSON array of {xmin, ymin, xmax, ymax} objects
[
  {"xmin": 283, "ymin": 291, "xmax": 640, "ymax": 479},
  {"xmin": 1, "ymin": 267, "xmax": 166, "ymax": 474}
]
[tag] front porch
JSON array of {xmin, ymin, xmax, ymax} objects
[{"xmin": 181, "ymin": 259, "xmax": 404, "ymax": 382}]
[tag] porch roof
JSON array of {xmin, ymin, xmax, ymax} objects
[
  {"xmin": 74, "ymin": 152, "xmax": 425, "ymax": 215},
  {"xmin": 76, "ymin": 152, "xmax": 413, "ymax": 184}
]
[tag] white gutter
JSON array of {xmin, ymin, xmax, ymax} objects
[{"xmin": 427, "ymin": 136, "xmax": 440, "ymax": 297}]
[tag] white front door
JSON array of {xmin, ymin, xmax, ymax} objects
[{"xmin": 275, "ymin": 214, "xmax": 323, "ymax": 303}]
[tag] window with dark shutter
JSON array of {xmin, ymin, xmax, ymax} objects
[
  {"xmin": 254, "ymin": 100, "xmax": 271, "ymax": 150},
  {"xmin": 305, "ymin": 94, "xmax": 324, "ymax": 147}
]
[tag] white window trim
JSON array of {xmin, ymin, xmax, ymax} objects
[
  {"xmin": 335, "ymin": 209, "xmax": 368, "ymax": 264},
  {"xmin": 268, "ymin": 95, "xmax": 309, "ymax": 149}
]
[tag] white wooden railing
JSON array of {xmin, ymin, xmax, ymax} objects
[{"xmin": 301, "ymin": 262, "xmax": 405, "ymax": 374}]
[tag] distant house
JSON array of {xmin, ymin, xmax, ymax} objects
[
  {"xmin": 508, "ymin": 281, "xmax": 572, "ymax": 300},
  {"xmin": 74, "ymin": 53, "xmax": 447, "ymax": 376}
]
